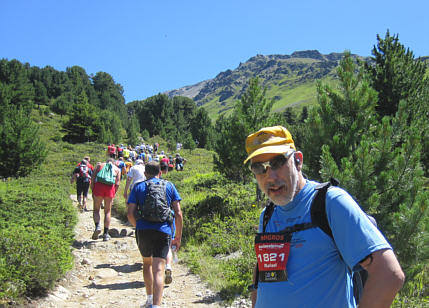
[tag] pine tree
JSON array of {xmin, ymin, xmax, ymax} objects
[
  {"xmin": 0, "ymin": 72, "xmax": 45, "ymax": 178},
  {"xmin": 302, "ymin": 51, "xmax": 427, "ymax": 277},
  {"xmin": 126, "ymin": 113, "xmax": 140, "ymax": 146},
  {"xmin": 365, "ymin": 30, "xmax": 429, "ymax": 177},
  {"xmin": 213, "ymin": 78, "xmax": 276, "ymax": 182},
  {"xmin": 283, "ymin": 107, "xmax": 296, "ymax": 126},
  {"xmin": 190, "ymin": 108, "xmax": 214, "ymax": 149},
  {"xmin": 62, "ymin": 91, "xmax": 101, "ymax": 143},
  {"xmin": 302, "ymin": 52, "xmax": 378, "ymax": 179},
  {"xmin": 364, "ymin": 30, "xmax": 428, "ymax": 118},
  {"xmin": 0, "ymin": 104, "xmax": 46, "ymax": 178},
  {"xmin": 97, "ymin": 110, "xmax": 123, "ymax": 144}
]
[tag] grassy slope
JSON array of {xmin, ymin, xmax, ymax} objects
[
  {"xmin": 204, "ymin": 80, "xmax": 321, "ymax": 121},
  {"xmin": 203, "ymin": 76, "xmax": 338, "ymax": 121}
]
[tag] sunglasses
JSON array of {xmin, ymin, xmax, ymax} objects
[{"xmin": 249, "ymin": 151, "xmax": 295, "ymax": 175}]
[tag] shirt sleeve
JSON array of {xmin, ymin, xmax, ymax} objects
[
  {"xmin": 128, "ymin": 183, "xmax": 138, "ymax": 204},
  {"xmin": 167, "ymin": 182, "xmax": 182, "ymax": 203},
  {"xmin": 128, "ymin": 181, "xmax": 147, "ymax": 204},
  {"xmin": 127, "ymin": 167, "xmax": 134, "ymax": 178},
  {"xmin": 325, "ymin": 187, "xmax": 392, "ymax": 270}
]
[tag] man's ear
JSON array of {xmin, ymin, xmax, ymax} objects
[{"xmin": 294, "ymin": 152, "xmax": 303, "ymax": 169}]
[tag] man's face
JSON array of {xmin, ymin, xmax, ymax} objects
[{"xmin": 251, "ymin": 152, "xmax": 299, "ymax": 206}]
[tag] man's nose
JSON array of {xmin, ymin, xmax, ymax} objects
[{"xmin": 265, "ymin": 166, "xmax": 279, "ymax": 180}]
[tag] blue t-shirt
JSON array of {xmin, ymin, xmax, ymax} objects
[
  {"xmin": 117, "ymin": 161, "xmax": 125, "ymax": 170},
  {"xmin": 256, "ymin": 180, "xmax": 391, "ymax": 308},
  {"xmin": 128, "ymin": 177, "xmax": 181, "ymax": 235}
]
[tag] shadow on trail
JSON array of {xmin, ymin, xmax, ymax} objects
[
  {"xmin": 192, "ymin": 294, "xmax": 222, "ymax": 305},
  {"xmin": 87, "ymin": 280, "xmax": 145, "ymax": 291},
  {"xmin": 72, "ymin": 239, "xmax": 102, "ymax": 249},
  {"xmin": 72, "ymin": 240, "xmax": 85, "ymax": 249},
  {"xmin": 95, "ymin": 262, "xmax": 143, "ymax": 274}
]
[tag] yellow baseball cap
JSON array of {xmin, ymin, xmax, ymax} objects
[{"xmin": 243, "ymin": 126, "xmax": 296, "ymax": 164}]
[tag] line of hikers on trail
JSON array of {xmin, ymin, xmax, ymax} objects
[
  {"xmin": 71, "ymin": 143, "xmax": 186, "ymax": 308},
  {"xmin": 70, "ymin": 128, "xmax": 405, "ymax": 308},
  {"xmin": 106, "ymin": 142, "xmax": 187, "ymax": 172}
]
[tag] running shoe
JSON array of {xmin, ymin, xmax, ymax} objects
[
  {"xmin": 165, "ymin": 268, "xmax": 172, "ymax": 284},
  {"xmin": 92, "ymin": 226, "xmax": 101, "ymax": 240},
  {"xmin": 103, "ymin": 232, "xmax": 111, "ymax": 241}
]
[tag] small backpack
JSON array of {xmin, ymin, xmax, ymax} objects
[
  {"xmin": 96, "ymin": 163, "xmax": 116, "ymax": 185},
  {"xmin": 78, "ymin": 164, "xmax": 91, "ymax": 182},
  {"xmin": 136, "ymin": 179, "xmax": 173, "ymax": 223},
  {"xmin": 258, "ymin": 178, "xmax": 376, "ymax": 305}
]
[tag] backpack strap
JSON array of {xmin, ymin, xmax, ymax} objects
[
  {"xmin": 310, "ymin": 177, "xmax": 339, "ymax": 240},
  {"xmin": 253, "ymin": 201, "xmax": 275, "ymax": 290},
  {"xmin": 262, "ymin": 201, "xmax": 275, "ymax": 232}
]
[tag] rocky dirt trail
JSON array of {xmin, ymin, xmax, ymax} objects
[{"xmin": 28, "ymin": 195, "xmax": 250, "ymax": 308}]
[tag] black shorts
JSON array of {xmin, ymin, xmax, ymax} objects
[
  {"xmin": 77, "ymin": 181, "xmax": 90, "ymax": 197},
  {"xmin": 136, "ymin": 229, "xmax": 171, "ymax": 259}
]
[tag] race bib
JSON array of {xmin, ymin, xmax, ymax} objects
[{"xmin": 255, "ymin": 232, "xmax": 292, "ymax": 282}]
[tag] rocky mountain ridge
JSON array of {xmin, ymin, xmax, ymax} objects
[{"xmin": 164, "ymin": 50, "xmax": 365, "ymax": 116}]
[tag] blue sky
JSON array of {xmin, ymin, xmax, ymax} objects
[{"xmin": 1, "ymin": 1, "xmax": 428, "ymax": 103}]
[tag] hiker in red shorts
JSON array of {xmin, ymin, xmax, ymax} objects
[{"xmin": 90, "ymin": 158, "xmax": 121, "ymax": 241}]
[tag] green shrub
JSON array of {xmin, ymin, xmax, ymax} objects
[
  {"xmin": 0, "ymin": 115, "xmax": 105, "ymax": 302},
  {"xmin": 0, "ymin": 225, "xmax": 73, "ymax": 299}
]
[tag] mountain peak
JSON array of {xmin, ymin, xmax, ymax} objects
[{"xmin": 291, "ymin": 50, "xmax": 324, "ymax": 60}]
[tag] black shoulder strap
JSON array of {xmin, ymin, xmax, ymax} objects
[
  {"xmin": 262, "ymin": 201, "xmax": 275, "ymax": 232},
  {"xmin": 310, "ymin": 178, "xmax": 339, "ymax": 240},
  {"xmin": 254, "ymin": 201, "xmax": 275, "ymax": 288}
]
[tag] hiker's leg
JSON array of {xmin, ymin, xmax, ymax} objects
[
  {"xmin": 93, "ymin": 195, "xmax": 103, "ymax": 225},
  {"xmin": 143, "ymin": 256, "xmax": 153, "ymax": 296},
  {"xmin": 82, "ymin": 182, "xmax": 89, "ymax": 209},
  {"xmin": 166, "ymin": 247, "xmax": 172, "ymax": 267},
  {"xmin": 152, "ymin": 257, "xmax": 166, "ymax": 306},
  {"xmin": 103, "ymin": 197, "xmax": 113, "ymax": 229},
  {"xmin": 76, "ymin": 182, "xmax": 83, "ymax": 207}
]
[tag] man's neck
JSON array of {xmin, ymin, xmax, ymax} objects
[{"xmin": 294, "ymin": 174, "xmax": 306, "ymax": 197}]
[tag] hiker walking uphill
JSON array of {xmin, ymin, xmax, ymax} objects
[
  {"xmin": 127, "ymin": 161, "xmax": 183, "ymax": 308},
  {"xmin": 174, "ymin": 153, "xmax": 186, "ymax": 171},
  {"xmin": 244, "ymin": 126, "xmax": 404, "ymax": 308},
  {"xmin": 91, "ymin": 158, "xmax": 121, "ymax": 241},
  {"xmin": 71, "ymin": 159, "xmax": 92, "ymax": 212},
  {"xmin": 107, "ymin": 144, "xmax": 117, "ymax": 159},
  {"xmin": 123, "ymin": 159, "xmax": 146, "ymax": 202}
]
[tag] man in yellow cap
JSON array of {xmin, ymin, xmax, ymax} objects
[{"xmin": 245, "ymin": 126, "xmax": 404, "ymax": 308}]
